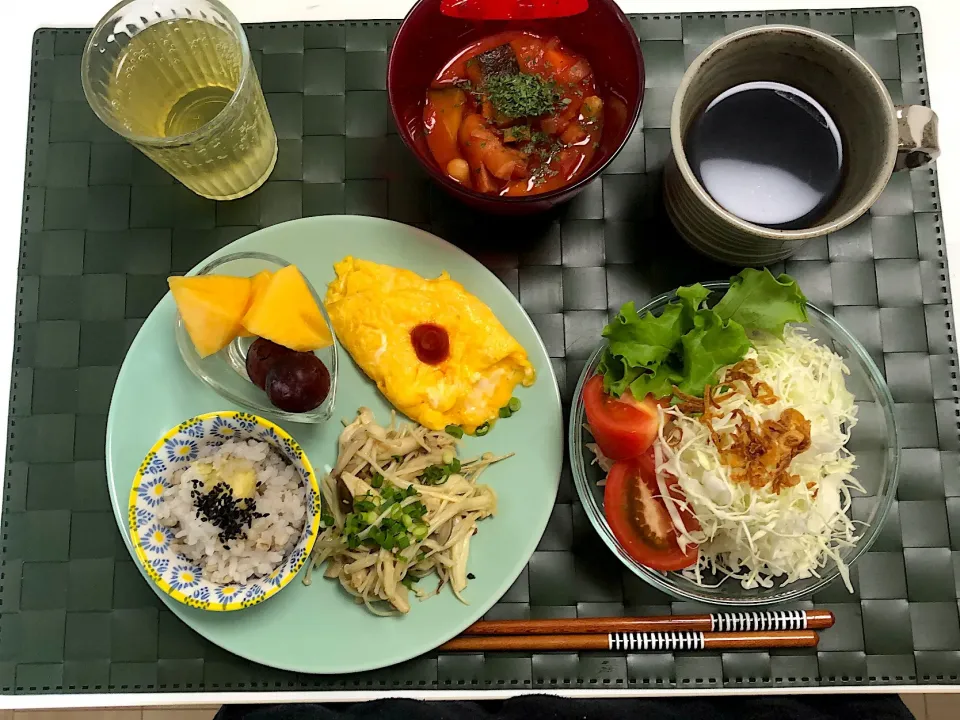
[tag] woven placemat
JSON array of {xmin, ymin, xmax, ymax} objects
[{"xmin": 2, "ymin": 6, "xmax": 958, "ymax": 694}]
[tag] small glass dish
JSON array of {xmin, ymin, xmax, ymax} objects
[
  {"xmin": 174, "ymin": 251, "xmax": 339, "ymax": 425},
  {"xmin": 569, "ymin": 282, "xmax": 900, "ymax": 605}
]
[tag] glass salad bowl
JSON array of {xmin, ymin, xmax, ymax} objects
[
  {"xmin": 174, "ymin": 251, "xmax": 339, "ymax": 425},
  {"xmin": 569, "ymin": 282, "xmax": 900, "ymax": 606}
]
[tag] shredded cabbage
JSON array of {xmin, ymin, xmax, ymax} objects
[{"xmin": 657, "ymin": 325, "xmax": 862, "ymax": 591}]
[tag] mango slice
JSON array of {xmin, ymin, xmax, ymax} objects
[
  {"xmin": 242, "ymin": 265, "xmax": 332, "ymax": 351},
  {"xmin": 169, "ymin": 275, "xmax": 253, "ymax": 358},
  {"xmin": 238, "ymin": 270, "xmax": 274, "ymax": 338}
]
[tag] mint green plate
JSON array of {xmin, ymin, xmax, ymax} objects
[{"xmin": 105, "ymin": 216, "xmax": 562, "ymax": 674}]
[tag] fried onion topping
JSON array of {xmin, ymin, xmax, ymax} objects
[{"xmin": 689, "ymin": 359, "xmax": 813, "ymax": 493}]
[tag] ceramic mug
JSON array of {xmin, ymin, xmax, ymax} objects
[{"xmin": 664, "ymin": 25, "xmax": 939, "ymax": 265}]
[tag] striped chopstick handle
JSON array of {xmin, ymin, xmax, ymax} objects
[
  {"xmin": 609, "ymin": 631, "xmax": 705, "ymax": 651},
  {"xmin": 440, "ymin": 630, "xmax": 819, "ymax": 651},
  {"xmin": 610, "ymin": 629, "xmax": 818, "ymax": 651},
  {"xmin": 462, "ymin": 609, "xmax": 833, "ymax": 636},
  {"xmin": 711, "ymin": 610, "xmax": 811, "ymax": 632}
]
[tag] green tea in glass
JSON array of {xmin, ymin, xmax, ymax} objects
[{"xmin": 81, "ymin": 0, "xmax": 277, "ymax": 200}]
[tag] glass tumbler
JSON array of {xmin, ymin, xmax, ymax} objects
[{"xmin": 81, "ymin": 0, "xmax": 277, "ymax": 200}]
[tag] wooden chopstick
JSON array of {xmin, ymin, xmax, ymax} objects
[
  {"xmin": 462, "ymin": 609, "xmax": 834, "ymax": 636},
  {"xmin": 440, "ymin": 629, "xmax": 819, "ymax": 652}
]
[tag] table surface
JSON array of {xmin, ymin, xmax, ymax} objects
[{"xmin": 2, "ymin": 0, "xmax": 959, "ymax": 709}]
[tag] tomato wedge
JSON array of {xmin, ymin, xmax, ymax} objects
[
  {"xmin": 424, "ymin": 88, "xmax": 466, "ymax": 170},
  {"xmin": 582, "ymin": 374, "xmax": 658, "ymax": 460},
  {"xmin": 603, "ymin": 449, "xmax": 699, "ymax": 572}
]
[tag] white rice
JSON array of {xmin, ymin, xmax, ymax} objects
[{"xmin": 156, "ymin": 439, "xmax": 306, "ymax": 584}]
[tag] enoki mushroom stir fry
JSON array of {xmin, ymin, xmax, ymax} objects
[{"xmin": 306, "ymin": 408, "xmax": 511, "ymax": 615}]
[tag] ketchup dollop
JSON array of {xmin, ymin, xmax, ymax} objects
[{"xmin": 410, "ymin": 323, "xmax": 450, "ymax": 365}]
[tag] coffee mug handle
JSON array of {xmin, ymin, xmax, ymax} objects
[{"xmin": 894, "ymin": 105, "xmax": 940, "ymax": 171}]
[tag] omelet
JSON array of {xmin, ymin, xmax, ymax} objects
[{"xmin": 324, "ymin": 257, "xmax": 536, "ymax": 434}]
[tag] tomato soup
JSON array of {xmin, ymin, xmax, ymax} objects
[{"xmin": 423, "ymin": 31, "xmax": 603, "ymax": 197}]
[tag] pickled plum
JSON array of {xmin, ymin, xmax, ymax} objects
[
  {"xmin": 266, "ymin": 354, "xmax": 331, "ymax": 413},
  {"xmin": 245, "ymin": 338, "xmax": 297, "ymax": 390}
]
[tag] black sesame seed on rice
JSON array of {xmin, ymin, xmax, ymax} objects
[{"xmin": 193, "ymin": 481, "xmax": 260, "ymax": 543}]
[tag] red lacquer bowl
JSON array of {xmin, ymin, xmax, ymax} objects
[{"xmin": 387, "ymin": 0, "xmax": 644, "ymax": 214}]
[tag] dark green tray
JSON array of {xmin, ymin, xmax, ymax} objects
[{"xmin": 3, "ymin": 6, "xmax": 959, "ymax": 695}]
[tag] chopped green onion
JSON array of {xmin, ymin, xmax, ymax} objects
[
  {"xmin": 401, "ymin": 575, "xmax": 418, "ymax": 589},
  {"xmin": 390, "ymin": 504, "xmax": 404, "ymax": 520},
  {"xmin": 412, "ymin": 523, "xmax": 429, "ymax": 540},
  {"xmin": 508, "ymin": 397, "xmax": 521, "ymax": 412},
  {"xmin": 499, "ymin": 406, "xmax": 512, "ymax": 419},
  {"xmin": 370, "ymin": 473, "xmax": 384, "ymax": 489},
  {"xmin": 420, "ymin": 464, "xmax": 454, "ymax": 486},
  {"xmin": 320, "ymin": 513, "xmax": 335, "ymax": 527},
  {"xmin": 379, "ymin": 518, "xmax": 397, "ymax": 532},
  {"xmin": 382, "ymin": 487, "xmax": 401, "ymax": 503},
  {"xmin": 420, "ymin": 465, "xmax": 443, "ymax": 484},
  {"xmin": 354, "ymin": 499, "xmax": 376, "ymax": 513},
  {"xmin": 401, "ymin": 514, "xmax": 415, "ymax": 530},
  {"xmin": 447, "ymin": 458, "xmax": 461, "ymax": 474},
  {"xmin": 475, "ymin": 422, "xmax": 492, "ymax": 436},
  {"xmin": 396, "ymin": 534, "xmax": 411, "ymax": 550},
  {"xmin": 445, "ymin": 424, "xmax": 464, "ymax": 438},
  {"xmin": 361, "ymin": 510, "xmax": 378, "ymax": 525},
  {"xmin": 347, "ymin": 534, "xmax": 360, "ymax": 549},
  {"xmin": 392, "ymin": 454, "xmax": 404, "ymax": 463}
]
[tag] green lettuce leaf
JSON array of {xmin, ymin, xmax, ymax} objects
[
  {"xmin": 597, "ymin": 271, "xmax": 806, "ymax": 401},
  {"xmin": 676, "ymin": 283, "xmax": 710, "ymax": 316},
  {"xmin": 600, "ymin": 347, "xmax": 682, "ymax": 399},
  {"xmin": 712, "ymin": 268, "xmax": 808, "ymax": 337},
  {"xmin": 675, "ymin": 311, "xmax": 751, "ymax": 395},
  {"xmin": 597, "ymin": 348, "xmax": 644, "ymax": 396},
  {"xmin": 601, "ymin": 301, "xmax": 687, "ymax": 369},
  {"xmin": 629, "ymin": 362, "xmax": 683, "ymax": 400}
]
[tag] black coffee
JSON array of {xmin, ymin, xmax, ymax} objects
[{"xmin": 685, "ymin": 81, "xmax": 843, "ymax": 230}]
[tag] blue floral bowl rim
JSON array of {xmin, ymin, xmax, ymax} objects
[{"xmin": 127, "ymin": 411, "xmax": 323, "ymax": 612}]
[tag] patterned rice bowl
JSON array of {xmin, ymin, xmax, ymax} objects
[{"xmin": 128, "ymin": 411, "xmax": 322, "ymax": 611}]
